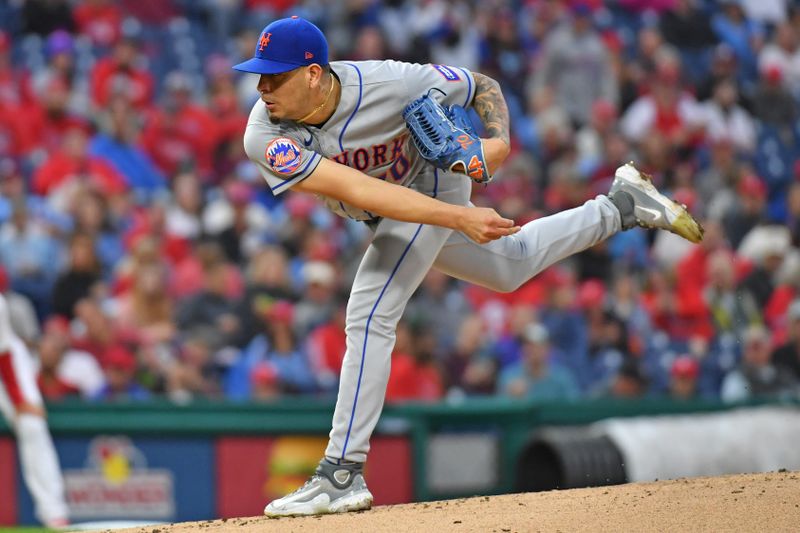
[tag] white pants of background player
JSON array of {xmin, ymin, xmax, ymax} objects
[
  {"xmin": 0, "ymin": 297, "xmax": 69, "ymax": 526},
  {"xmin": 325, "ymin": 168, "xmax": 621, "ymax": 464}
]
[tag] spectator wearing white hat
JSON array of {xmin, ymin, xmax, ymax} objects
[{"xmin": 293, "ymin": 260, "xmax": 338, "ymax": 338}]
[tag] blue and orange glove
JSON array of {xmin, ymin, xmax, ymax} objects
[{"xmin": 402, "ymin": 90, "xmax": 491, "ymax": 184}]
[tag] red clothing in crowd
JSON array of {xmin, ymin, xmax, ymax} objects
[
  {"xmin": 246, "ymin": 0, "xmax": 298, "ymax": 11},
  {"xmin": 27, "ymin": 77, "xmax": 92, "ymax": 154},
  {"xmin": 29, "ymin": 110, "xmax": 92, "ymax": 156},
  {"xmin": 0, "ymin": 103, "xmax": 35, "ymax": 157},
  {"xmin": 654, "ymin": 102, "xmax": 683, "ymax": 139},
  {"xmin": 171, "ymin": 255, "xmax": 243, "ymax": 299},
  {"xmin": 0, "ymin": 93, "xmax": 89, "ymax": 160},
  {"xmin": 73, "ymin": 1, "xmax": 123, "ymax": 48},
  {"xmin": 0, "ymin": 58, "xmax": 41, "ymax": 157},
  {"xmin": 463, "ymin": 267, "xmax": 564, "ymax": 310},
  {"xmin": 32, "ymin": 151, "xmax": 128, "ymax": 196},
  {"xmin": 141, "ymin": 104, "xmax": 219, "ymax": 178},
  {"xmin": 122, "ymin": 216, "xmax": 192, "ymax": 269},
  {"xmin": 90, "ymin": 56, "xmax": 154, "ymax": 110},
  {"xmin": 639, "ymin": 247, "xmax": 716, "ymax": 340},
  {"xmin": 385, "ymin": 352, "xmax": 443, "ymax": 403},
  {"xmin": 37, "ymin": 374, "xmax": 81, "ymax": 401},
  {"xmin": 120, "ymin": 0, "xmax": 180, "ymax": 24},
  {"xmin": 765, "ymin": 285, "xmax": 797, "ymax": 345},
  {"xmin": 211, "ymin": 92, "xmax": 247, "ymax": 150},
  {"xmin": 308, "ymin": 321, "xmax": 347, "ymax": 376}
]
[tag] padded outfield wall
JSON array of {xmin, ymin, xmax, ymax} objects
[{"xmin": 0, "ymin": 398, "xmax": 796, "ymax": 525}]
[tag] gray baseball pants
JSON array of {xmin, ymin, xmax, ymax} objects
[{"xmin": 325, "ymin": 169, "xmax": 621, "ymax": 463}]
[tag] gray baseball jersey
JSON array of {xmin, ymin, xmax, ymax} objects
[
  {"xmin": 244, "ymin": 60, "xmax": 475, "ymax": 220},
  {"xmin": 244, "ymin": 60, "xmax": 621, "ymax": 464}
]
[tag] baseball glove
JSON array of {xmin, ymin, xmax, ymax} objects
[{"xmin": 402, "ymin": 90, "xmax": 491, "ymax": 183}]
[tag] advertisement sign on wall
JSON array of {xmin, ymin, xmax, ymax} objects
[
  {"xmin": 15, "ymin": 435, "xmax": 214, "ymax": 525},
  {"xmin": 63, "ymin": 436, "xmax": 175, "ymax": 519},
  {"xmin": 216, "ymin": 435, "xmax": 412, "ymax": 518}
]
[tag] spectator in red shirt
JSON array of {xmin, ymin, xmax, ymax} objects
[
  {"xmin": 32, "ymin": 126, "xmax": 128, "ymax": 197},
  {"xmin": 37, "ymin": 319, "xmax": 81, "ymax": 401},
  {"xmin": 29, "ymin": 76, "xmax": 91, "ymax": 159},
  {"xmin": 307, "ymin": 303, "xmax": 347, "ymax": 392},
  {"xmin": 141, "ymin": 71, "xmax": 218, "ymax": 179},
  {"xmin": 650, "ymin": 220, "xmax": 727, "ymax": 340},
  {"xmin": 385, "ymin": 321, "xmax": 443, "ymax": 403},
  {"xmin": 620, "ymin": 54, "xmax": 705, "ymax": 152},
  {"xmin": 0, "ymin": 100, "xmax": 32, "ymax": 159},
  {"xmin": 123, "ymin": 203, "xmax": 192, "ymax": 270},
  {"xmin": 37, "ymin": 316, "xmax": 105, "ymax": 401},
  {"xmin": 90, "ymin": 37, "xmax": 154, "ymax": 110},
  {"xmin": 0, "ymin": 32, "xmax": 40, "ymax": 158},
  {"xmin": 73, "ymin": 0, "xmax": 123, "ymax": 49},
  {"xmin": 642, "ymin": 266, "xmax": 713, "ymax": 342}
]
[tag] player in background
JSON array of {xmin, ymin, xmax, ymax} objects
[
  {"xmin": 0, "ymin": 294, "xmax": 69, "ymax": 528},
  {"xmin": 236, "ymin": 17, "xmax": 702, "ymax": 517}
]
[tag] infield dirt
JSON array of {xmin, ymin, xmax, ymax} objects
[{"xmin": 114, "ymin": 470, "xmax": 800, "ymax": 533}]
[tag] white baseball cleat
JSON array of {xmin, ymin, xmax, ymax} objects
[
  {"xmin": 264, "ymin": 459, "xmax": 373, "ymax": 517},
  {"xmin": 609, "ymin": 162, "xmax": 704, "ymax": 243}
]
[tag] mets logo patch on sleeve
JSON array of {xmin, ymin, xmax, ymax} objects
[
  {"xmin": 432, "ymin": 64, "xmax": 460, "ymax": 81},
  {"xmin": 265, "ymin": 137, "xmax": 302, "ymax": 175}
]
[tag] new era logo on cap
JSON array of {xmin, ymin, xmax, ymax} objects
[{"xmin": 232, "ymin": 16, "xmax": 329, "ymax": 75}]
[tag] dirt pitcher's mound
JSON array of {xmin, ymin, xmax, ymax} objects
[{"xmin": 117, "ymin": 471, "xmax": 800, "ymax": 533}]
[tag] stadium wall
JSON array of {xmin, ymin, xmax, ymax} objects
[{"xmin": 0, "ymin": 398, "xmax": 796, "ymax": 525}]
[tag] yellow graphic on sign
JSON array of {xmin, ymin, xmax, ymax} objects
[{"xmin": 264, "ymin": 436, "xmax": 327, "ymax": 498}]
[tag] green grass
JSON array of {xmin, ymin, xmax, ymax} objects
[{"xmin": 0, "ymin": 528, "xmax": 54, "ymax": 533}]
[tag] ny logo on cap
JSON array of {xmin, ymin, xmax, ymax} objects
[{"xmin": 258, "ymin": 32, "xmax": 272, "ymax": 52}]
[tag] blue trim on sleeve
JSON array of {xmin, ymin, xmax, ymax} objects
[
  {"xmin": 339, "ymin": 63, "xmax": 363, "ymax": 153},
  {"xmin": 433, "ymin": 168, "xmax": 439, "ymax": 198},
  {"xmin": 340, "ymin": 223, "xmax": 424, "ymax": 461},
  {"xmin": 270, "ymin": 152, "xmax": 322, "ymax": 193},
  {"xmin": 458, "ymin": 67, "xmax": 473, "ymax": 107}
]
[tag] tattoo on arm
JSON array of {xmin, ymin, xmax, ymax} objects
[{"xmin": 472, "ymin": 73, "xmax": 511, "ymax": 146}]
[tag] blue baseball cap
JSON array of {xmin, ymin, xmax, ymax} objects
[{"xmin": 233, "ymin": 16, "xmax": 328, "ymax": 75}]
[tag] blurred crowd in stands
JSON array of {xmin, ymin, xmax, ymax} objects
[{"xmin": 2, "ymin": 0, "xmax": 800, "ymax": 405}]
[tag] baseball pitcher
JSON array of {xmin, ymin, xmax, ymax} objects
[{"xmin": 236, "ymin": 16, "xmax": 702, "ymax": 517}]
